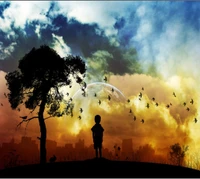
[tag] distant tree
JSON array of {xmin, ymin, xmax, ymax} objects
[
  {"xmin": 5, "ymin": 45, "xmax": 86, "ymax": 164},
  {"xmin": 169, "ymin": 143, "xmax": 188, "ymax": 166}
]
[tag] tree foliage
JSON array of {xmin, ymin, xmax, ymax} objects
[
  {"xmin": 169, "ymin": 143, "xmax": 188, "ymax": 166},
  {"xmin": 5, "ymin": 45, "xmax": 86, "ymax": 117}
]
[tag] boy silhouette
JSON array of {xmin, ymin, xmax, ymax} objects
[{"xmin": 91, "ymin": 115, "xmax": 104, "ymax": 158}]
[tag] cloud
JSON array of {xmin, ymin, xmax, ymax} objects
[{"xmin": 51, "ymin": 33, "xmax": 71, "ymax": 57}]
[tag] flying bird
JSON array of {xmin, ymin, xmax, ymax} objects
[
  {"xmin": 69, "ymin": 98, "xmax": 73, "ymax": 101},
  {"xmin": 141, "ymin": 119, "xmax": 144, "ymax": 123},
  {"xmin": 152, "ymin": 97, "xmax": 155, "ymax": 101},
  {"xmin": 98, "ymin": 100, "xmax": 101, "ymax": 105},
  {"xmin": 183, "ymin": 102, "xmax": 186, "ymax": 106},
  {"xmin": 19, "ymin": 116, "xmax": 27, "ymax": 120},
  {"xmin": 170, "ymin": 103, "xmax": 172, "ymax": 106},
  {"xmin": 166, "ymin": 104, "xmax": 170, "ymax": 108},
  {"xmin": 133, "ymin": 116, "xmax": 136, "ymax": 121},
  {"xmin": 108, "ymin": 95, "xmax": 111, "ymax": 101},
  {"xmin": 139, "ymin": 98, "xmax": 141, "ymax": 101},
  {"xmin": 142, "ymin": 87, "xmax": 144, "ymax": 90},
  {"xmin": 127, "ymin": 99, "xmax": 130, "ymax": 103},
  {"xmin": 194, "ymin": 118, "xmax": 198, "ymax": 123},
  {"xmin": 186, "ymin": 107, "xmax": 190, "ymax": 111},
  {"xmin": 146, "ymin": 103, "xmax": 149, "ymax": 108},
  {"xmin": 190, "ymin": 99, "xmax": 194, "ymax": 104},
  {"xmin": 78, "ymin": 116, "xmax": 81, "ymax": 120},
  {"xmin": 139, "ymin": 92, "xmax": 142, "ymax": 98},
  {"xmin": 173, "ymin": 92, "xmax": 176, "ymax": 97},
  {"xmin": 69, "ymin": 85, "xmax": 72, "ymax": 88},
  {"xmin": 66, "ymin": 92, "xmax": 69, "ymax": 96},
  {"xmin": 129, "ymin": 109, "xmax": 132, "ymax": 113},
  {"xmin": 80, "ymin": 108, "xmax": 83, "ymax": 113},
  {"xmin": 111, "ymin": 88, "xmax": 114, "ymax": 93},
  {"xmin": 155, "ymin": 102, "xmax": 158, "ymax": 106},
  {"xmin": 103, "ymin": 76, "xmax": 107, "ymax": 82},
  {"xmin": 94, "ymin": 93, "xmax": 97, "ymax": 97}
]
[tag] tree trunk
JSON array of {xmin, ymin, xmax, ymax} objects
[{"xmin": 38, "ymin": 98, "xmax": 47, "ymax": 164}]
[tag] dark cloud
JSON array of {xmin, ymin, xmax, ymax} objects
[{"xmin": 0, "ymin": 9, "xmax": 141, "ymax": 77}]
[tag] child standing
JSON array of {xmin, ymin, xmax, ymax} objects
[{"xmin": 91, "ymin": 115, "xmax": 104, "ymax": 158}]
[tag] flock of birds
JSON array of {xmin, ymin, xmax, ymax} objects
[
  {"xmin": 66, "ymin": 76, "xmax": 198, "ymax": 125},
  {"xmin": 127, "ymin": 88, "xmax": 197, "ymax": 124},
  {"xmin": 0, "ymin": 76, "xmax": 198, "ymax": 125}
]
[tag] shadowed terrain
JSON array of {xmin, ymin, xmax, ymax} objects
[{"xmin": 0, "ymin": 158, "xmax": 200, "ymax": 177}]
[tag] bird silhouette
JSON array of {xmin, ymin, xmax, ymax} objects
[
  {"xmin": 108, "ymin": 95, "xmax": 111, "ymax": 101},
  {"xmin": 146, "ymin": 103, "xmax": 149, "ymax": 108},
  {"xmin": 142, "ymin": 87, "xmax": 144, "ymax": 90},
  {"xmin": 133, "ymin": 116, "xmax": 136, "ymax": 121},
  {"xmin": 139, "ymin": 92, "xmax": 142, "ymax": 98},
  {"xmin": 166, "ymin": 104, "xmax": 170, "ymax": 108},
  {"xmin": 127, "ymin": 99, "xmax": 130, "ymax": 103},
  {"xmin": 69, "ymin": 98, "xmax": 73, "ymax": 101},
  {"xmin": 194, "ymin": 118, "xmax": 198, "ymax": 123},
  {"xmin": 94, "ymin": 93, "xmax": 97, "ymax": 97},
  {"xmin": 118, "ymin": 147, "xmax": 121, "ymax": 151},
  {"xmin": 152, "ymin": 97, "xmax": 155, "ymax": 101},
  {"xmin": 186, "ymin": 107, "xmax": 190, "ymax": 111},
  {"xmin": 155, "ymin": 102, "xmax": 158, "ymax": 106},
  {"xmin": 80, "ymin": 108, "xmax": 83, "ymax": 113},
  {"xmin": 103, "ymin": 76, "xmax": 107, "ymax": 82},
  {"xmin": 139, "ymin": 98, "xmax": 141, "ymax": 101},
  {"xmin": 66, "ymin": 92, "xmax": 69, "ymax": 96},
  {"xmin": 129, "ymin": 109, "xmax": 132, "ymax": 113},
  {"xmin": 183, "ymin": 102, "xmax": 186, "ymax": 106},
  {"xmin": 69, "ymin": 85, "xmax": 72, "ymax": 88},
  {"xmin": 173, "ymin": 92, "xmax": 176, "ymax": 97},
  {"xmin": 78, "ymin": 116, "xmax": 81, "ymax": 120},
  {"xmin": 98, "ymin": 100, "xmax": 101, "ymax": 105},
  {"xmin": 141, "ymin": 119, "xmax": 144, "ymax": 123},
  {"xmin": 20, "ymin": 116, "xmax": 27, "ymax": 120},
  {"xmin": 190, "ymin": 99, "xmax": 194, "ymax": 104},
  {"xmin": 170, "ymin": 103, "xmax": 172, "ymax": 106},
  {"xmin": 111, "ymin": 88, "xmax": 114, "ymax": 93}
]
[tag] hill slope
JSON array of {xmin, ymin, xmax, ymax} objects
[{"xmin": 0, "ymin": 158, "xmax": 200, "ymax": 177}]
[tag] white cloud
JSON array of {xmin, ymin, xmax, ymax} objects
[
  {"xmin": 0, "ymin": 1, "xmax": 51, "ymax": 33},
  {"xmin": 51, "ymin": 33, "xmax": 71, "ymax": 58}
]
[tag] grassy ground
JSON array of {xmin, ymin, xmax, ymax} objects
[{"xmin": 0, "ymin": 158, "xmax": 200, "ymax": 177}]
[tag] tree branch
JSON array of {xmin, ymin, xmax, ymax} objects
[{"xmin": 16, "ymin": 116, "xmax": 38, "ymax": 129}]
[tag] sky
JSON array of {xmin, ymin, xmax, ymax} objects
[{"xmin": 0, "ymin": 1, "xmax": 200, "ymax": 158}]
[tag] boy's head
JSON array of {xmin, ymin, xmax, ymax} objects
[{"xmin": 95, "ymin": 115, "xmax": 101, "ymax": 124}]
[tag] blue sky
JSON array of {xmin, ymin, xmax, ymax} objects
[{"xmin": 0, "ymin": 1, "xmax": 200, "ymax": 80}]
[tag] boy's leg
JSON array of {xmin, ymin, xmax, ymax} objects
[{"xmin": 95, "ymin": 148, "xmax": 98, "ymax": 158}]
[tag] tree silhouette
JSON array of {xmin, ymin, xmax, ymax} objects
[
  {"xmin": 169, "ymin": 143, "xmax": 188, "ymax": 166},
  {"xmin": 5, "ymin": 45, "xmax": 86, "ymax": 164}
]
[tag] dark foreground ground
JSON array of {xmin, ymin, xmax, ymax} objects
[{"xmin": 0, "ymin": 158, "xmax": 200, "ymax": 177}]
